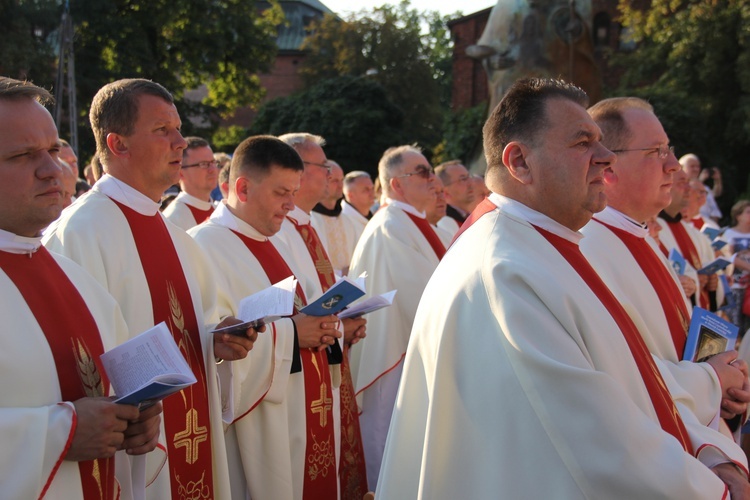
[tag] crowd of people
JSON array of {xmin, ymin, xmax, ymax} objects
[{"xmin": 3, "ymin": 72, "xmax": 750, "ymax": 499}]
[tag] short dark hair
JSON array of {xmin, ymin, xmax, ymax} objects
[
  {"xmin": 89, "ymin": 78, "xmax": 174, "ymax": 164},
  {"xmin": 587, "ymin": 97, "xmax": 653, "ymax": 151},
  {"xmin": 183, "ymin": 136, "xmax": 211, "ymax": 158},
  {"xmin": 483, "ymin": 78, "xmax": 588, "ymax": 173},
  {"xmin": 0, "ymin": 77, "xmax": 53, "ymax": 104},
  {"xmin": 230, "ymin": 135, "xmax": 304, "ymax": 186}
]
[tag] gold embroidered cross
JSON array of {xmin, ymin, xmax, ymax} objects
[
  {"xmin": 174, "ymin": 408, "xmax": 208, "ymax": 464},
  {"xmin": 310, "ymin": 383, "xmax": 332, "ymax": 427}
]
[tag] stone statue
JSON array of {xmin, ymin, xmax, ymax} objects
[{"xmin": 466, "ymin": 0, "xmax": 602, "ymax": 172}]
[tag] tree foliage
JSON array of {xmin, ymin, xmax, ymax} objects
[
  {"xmin": 3, "ymin": 0, "xmax": 282, "ymax": 157},
  {"xmin": 299, "ymin": 1, "xmax": 457, "ymax": 150},
  {"xmin": 250, "ymin": 75, "xmax": 404, "ymax": 176},
  {"xmin": 0, "ymin": 0, "xmax": 59, "ymax": 80},
  {"xmin": 615, "ymin": 0, "xmax": 750, "ymax": 199}
]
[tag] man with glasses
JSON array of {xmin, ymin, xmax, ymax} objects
[
  {"xmin": 580, "ymin": 97, "xmax": 749, "ymax": 447},
  {"xmin": 348, "ymin": 145, "xmax": 445, "ymax": 489},
  {"xmin": 435, "ymin": 160, "xmax": 475, "ymax": 236},
  {"xmin": 275, "ymin": 132, "xmax": 369, "ymax": 499},
  {"xmin": 163, "ymin": 136, "xmax": 219, "ymax": 230}
]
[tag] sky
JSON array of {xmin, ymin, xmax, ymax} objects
[{"xmin": 322, "ymin": 0, "xmax": 495, "ymax": 19}]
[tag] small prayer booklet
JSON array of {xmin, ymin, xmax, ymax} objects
[
  {"xmin": 100, "ymin": 322, "xmax": 196, "ymax": 408},
  {"xmin": 683, "ymin": 307, "xmax": 739, "ymax": 362},
  {"xmin": 718, "ymin": 275, "xmax": 735, "ymax": 311},
  {"xmin": 301, "ymin": 275, "xmax": 367, "ymax": 316},
  {"xmin": 701, "ymin": 226, "xmax": 721, "ymax": 241},
  {"xmin": 339, "ymin": 290, "xmax": 397, "ymax": 319},
  {"xmin": 668, "ymin": 248, "xmax": 686, "ymax": 275},
  {"xmin": 213, "ymin": 276, "xmax": 297, "ymax": 336},
  {"xmin": 712, "ymin": 237, "xmax": 728, "ymax": 251},
  {"xmin": 697, "ymin": 255, "xmax": 734, "ymax": 275}
]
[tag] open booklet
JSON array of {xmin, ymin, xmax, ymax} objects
[
  {"xmin": 697, "ymin": 255, "xmax": 734, "ymax": 275},
  {"xmin": 339, "ymin": 290, "xmax": 397, "ymax": 319},
  {"xmin": 300, "ymin": 274, "xmax": 367, "ymax": 316},
  {"xmin": 683, "ymin": 307, "xmax": 739, "ymax": 362},
  {"xmin": 212, "ymin": 276, "xmax": 298, "ymax": 336},
  {"xmin": 100, "ymin": 322, "xmax": 196, "ymax": 409}
]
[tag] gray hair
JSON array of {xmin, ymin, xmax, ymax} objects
[
  {"xmin": 343, "ymin": 170, "xmax": 372, "ymax": 193},
  {"xmin": 278, "ymin": 133, "xmax": 326, "ymax": 153},
  {"xmin": 378, "ymin": 144, "xmax": 422, "ymax": 198}
]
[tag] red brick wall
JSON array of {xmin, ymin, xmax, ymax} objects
[{"xmin": 449, "ymin": 9, "xmax": 491, "ymax": 111}]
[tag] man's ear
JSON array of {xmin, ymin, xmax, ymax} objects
[
  {"xmin": 502, "ymin": 142, "xmax": 533, "ymax": 185},
  {"xmin": 105, "ymin": 133, "xmax": 129, "ymax": 159},
  {"xmin": 235, "ymin": 176, "xmax": 249, "ymax": 202},
  {"xmin": 389, "ymin": 177, "xmax": 403, "ymax": 197}
]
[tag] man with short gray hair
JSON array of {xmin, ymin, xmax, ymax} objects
[
  {"xmin": 348, "ymin": 144, "xmax": 445, "ymax": 489},
  {"xmin": 342, "ymin": 170, "xmax": 375, "ymax": 240}
]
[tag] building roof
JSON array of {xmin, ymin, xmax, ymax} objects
[{"xmin": 260, "ymin": 0, "xmax": 334, "ymax": 51}]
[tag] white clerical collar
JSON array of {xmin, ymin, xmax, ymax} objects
[
  {"xmin": 489, "ymin": 193, "xmax": 583, "ymax": 244},
  {"xmin": 94, "ymin": 174, "xmax": 161, "ymax": 216},
  {"xmin": 286, "ymin": 205, "xmax": 311, "ymax": 225},
  {"xmin": 386, "ymin": 198, "xmax": 426, "ymax": 219},
  {"xmin": 0, "ymin": 228, "xmax": 42, "ymax": 255},
  {"xmin": 342, "ymin": 201, "xmax": 368, "ymax": 222},
  {"xmin": 175, "ymin": 191, "xmax": 214, "ymax": 210},
  {"xmin": 593, "ymin": 206, "xmax": 648, "ymax": 238},
  {"xmin": 210, "ymin": 202, "xmax": 268, "ymax": 241}
]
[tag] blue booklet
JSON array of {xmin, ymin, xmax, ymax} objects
[
  {"xmin": 100, "ymin": 322, "xmax": 197, "ymax": 409},
  {"xmin": 697, "ymin": 256, "xmax": 733, "ymax": 275},
  {"xmin": 712, "ymin": 238, "xmax": 728, "ymax": 251},
  {"xmin": 701, "ymin": 226, "xmax": 721, "ymax": 241},
  {"xmin": 718, "ymin": 275, "xmax": 735, "ymax": 311},
  {"xmin": 683, "ymin": 307, "xmax": 739, "ymax": 362},
  {"xmin": 300, "ymin": 276, "xmax": 366, "ymax": 316},
  {"xmin": 668, "ymin": 248, "xmax": 686, "ymax": 276}
]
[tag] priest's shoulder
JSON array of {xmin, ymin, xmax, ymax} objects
[
  {"xmin": 187, "ymin": 219, "xmax": 227, "ymax": 243},
  {"xmin": 46, "ymin": 249, "xmax": 122, "ymax": 309},
  {"xmin": 49, "ymin": 189, "xmax": 120, "ymax": 234}
]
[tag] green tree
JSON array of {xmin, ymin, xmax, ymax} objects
[
  {"xmin": 6, "ymin": 0, "xmax": 283, "ymax": 157},
  {"xmin": 300, "ymin": 1, "xmax": 457, "ymax": 151},
  {"xmin": 0, "ymin": 0, "xmax": 59, "ymax": 80},
  {"xmin": 250, "ymin": 75, "xmax": 404, "ymax": 176},
  {"xmin": 615, "ymin": 0, "xmax": 750, "ymax": 203}
]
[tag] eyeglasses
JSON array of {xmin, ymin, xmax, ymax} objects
[
  {"xmin": 182, "ymin": 160, "xmax": 219, "ymax": 170},
  {"xmin": 304, "ymin": 161, "xmax": 332, "ymax": 174},
  {"xmin": 611, "ymin": 145, "xmax": 675, "ymax": 159},
  {"xmin": 396, "ymin": 165, "xmax": 434, "ymax": 180}
]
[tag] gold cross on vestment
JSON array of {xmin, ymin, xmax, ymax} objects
[
  {"xmin": 310, "ymin": 383, "xmax": 333, "ymax": 427},
  {"xmin": 174, "ymin": 408, "xmax": 208, "ymax": 464}
]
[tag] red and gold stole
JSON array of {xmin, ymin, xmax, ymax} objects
[
  {"xmin": 186, "ymin": 204, "xmax": 214, "ymax": 226},
  {"xmin": 536, "ymin": 227, "xmax": 693, "ymax": 454},
  {"xmin": 111, "ymin": 200, "xmax": 215, "ymax": 498},
  {"xmin": 284, "ymin": 219, "xmax": 368, "ymax": 498},
  {"xmin": 594, "ymin": 220, "xmax": 691, "ymax": 356},
  {"xmin": 403, "ymin": 212, "xmax": 446, "ymax": 260},
  {"xmin": 0, "ymin": 247, "xmax": 116, "ymax": 499},
  {"xmin": 450, "ymin": 198, "xmax": 497, "ymax": 246},
  {"xmin": 231, "ymin": 230, "xmax": 339, "ymax": 499},
  {"xmin": 666, "ymin": 220, "xmax": 709, "ymax": 308}
]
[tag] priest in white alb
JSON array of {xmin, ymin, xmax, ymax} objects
[
  {"xmin": 44, "ymin": 78, "xmax": 258, "ymax": 500},
  {"xmin": 162, "ymin": 136, "xmax": 218, "ymax": 230},
  {"xmin": 377, "ymin": 78, "xmax": 750, "ymax": 498},
  {"xmin": 0, "ymin": 77, "xmax": 161, "ymax": 500},
  {"xmin": 190, "ymin": 135, "xmax": 351, "ymax": 499},
  {"xmin": 348, "ymin": 144, "xmax": 445, "ymax": 489},
  {"xmin": 341, "ymin": 170, "xmax": 375, "ymax": 243},
  {"xmin": 580, "ymin": 97, "xmax": 749, "ymax": 439}
]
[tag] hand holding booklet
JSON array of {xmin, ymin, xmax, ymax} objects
[
  {"xmin": 100, "ymin": 322, "xmax": 196, "ymax": 409},
  {"xmin": 300, "ymin": 275, "xmax": 367, "ymax": 316},
  {"xmin": 212, "ymin": 276, "xmax": 297, "ymax": 336},
  {"xmin": 339, "ymin": 290, "xmax": 397, "ymax": 319},
  {"xmin": 683, "ymin": 307, "xmax": 739, "ymax": 362}
]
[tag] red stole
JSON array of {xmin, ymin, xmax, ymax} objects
[
  {"xmin": 657, "ymin": 239, "xmax": 669, "ymax": 257},
  {"xmin": 690, "ymin": 217, "xmax": 704, "ymax": 231},
  {"xmin": 285, "ymin": 219, "xmax": 368, "ymax": 498},
  {"xmin": 0, "ymin": 247, "xmax": 116, "ymax": 499},
  {"xmin": 186, "ymin": 203, "xmax": 214, "ymax": 226},
  {"xmin": 111, "ymin": 200, "xmax": 215, "ymax": 498},
  {"xmin": 450, "ymin": 198, "xmax": 497, "ymax": 246},
  {"xmin": 231, "ymin": 230, "xmax": 339, "ymax": 499},
  {"xmin": 403, "ymin": 212, "xmax": 446, "ymax": 260},
  {"xmin": 535, "ymin": 227, "xmax": 693, "ymax": 454},
  {"xmin": 666, "ymin": 220, "xmax": 709, "ymax": 308},
  {"xmin": 594, "ymin": 220, "xmax": 691, "ymax": 356}
]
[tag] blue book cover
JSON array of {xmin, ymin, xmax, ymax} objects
[
  {"xmin": 668, "ymin": 248, "xmax": 686, "ymax": 276},
  {"xmin": 718, "ymin": 275, "xmax": 735, "ymax": 311},
  {"xmin": 115, "ymin": 379, "xmax": 194, "ymax": 409},
  {"xmin": 683, "ymin": 307, "xmax": 739, "ymax": 362},
  {"xmin": 701, "ymin": 226, "xmax": 721, "ymax": 241},
  {"xmin": 300, "ymin": 278, "xmax": 366, "ymax": 316},
  {"xmin": 697, "ymin": 256, "xmax": 732, "ymax": 275}
]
